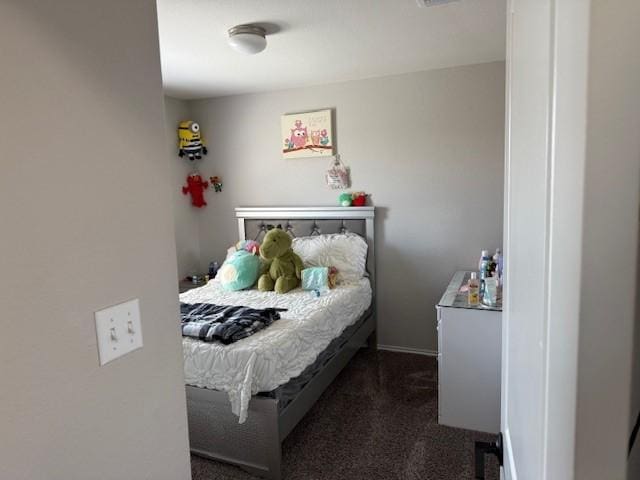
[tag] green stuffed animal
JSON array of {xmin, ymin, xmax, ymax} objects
[{"xmin": 258, "ymin": 227, "xmax": 303, "ymax": 293}]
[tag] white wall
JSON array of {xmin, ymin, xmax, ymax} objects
[
  {"xmin": 0, "ymin": 2, "xmax": 191, "ymax": 479},
  {"xmin": 186, "ymin": 62, "xmax": 505, "ymax": 352},
  {"xmin": 164, "ymin": 96, "xmax": 202, "ymax": 278},
  {"xmin": 630, "ymin": 228, "xmax": 640, "ymax": 478}
]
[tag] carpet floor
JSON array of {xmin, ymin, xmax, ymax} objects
[{"xmin": 191, "ymin": 349, "xmax": 500, "ymax": 480}]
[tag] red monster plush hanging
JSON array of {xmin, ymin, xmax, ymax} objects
[{"xmin": 182, "ymin": 173, "xmax": 208, "ymax": 208}]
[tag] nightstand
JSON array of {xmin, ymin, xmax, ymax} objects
[
  {"xmin": 436, "ymin": 271, "xmax": 502, "ymax": 434},
  {"xmin": 179, "ymin": 279, "xmax": 207, "ymax": 294}
]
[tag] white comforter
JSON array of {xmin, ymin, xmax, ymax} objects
[{"xmin": 180, "ymin": 278, "xmax": 372, "ymax": 423}]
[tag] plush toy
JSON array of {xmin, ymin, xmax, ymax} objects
[
  {"xmin": 301, "ymin": 266, "xmax": 338, "ymax": 292},
  {"xmin": 182, "ymin": 173, "xmax": 208, "ymax": 208},
  {"xmin": 218, "ymin": 250, "xmax": 260, "ymax": 291},
  {"xmin": 351, "ymin": 191, "xmax": 368, "ymax": 206},
  {"xmin": 339, "ymin": 192, "xmax": 352, "ymax": 207},
  {"xmin": 236, "ymin": 239, "xmax": 260, "ymax": 256},
  {"xmin": 210, "ymin": 176, "xmax": 223, "ymax": 192},
  {"xmin": 178, "ymin": 120, "xmax": 207, "ymax": 160},
  {"xmin": 258, "ymin": 228, "xmax": 304, "ymax": 293}
]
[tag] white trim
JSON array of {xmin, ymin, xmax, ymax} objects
[
  {"xmin": 503, "ymin": 428, "xmax": 518, "ymax": 480},
  {"xmin": 377, "ymin": 344, "xmax": 437, "ymax": 357},
  {"xmin": 235, "ymin": 206, "xmax": 375, "ymax": 220}
]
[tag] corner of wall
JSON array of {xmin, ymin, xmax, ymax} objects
[{"xmin": 164, "ymin": 96, "xmax": 203, "ymax": 278}]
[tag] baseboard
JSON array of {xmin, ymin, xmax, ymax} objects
[{"xmin": 376, "ymin": 344, "xmax": 437, "ymax": 356}]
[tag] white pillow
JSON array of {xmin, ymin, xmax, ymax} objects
[{"xmin": 292, "ymin": 233, "xmax": 368, "ymax": 284}]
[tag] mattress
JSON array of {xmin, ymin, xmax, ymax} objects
[{"xmin": 180, "ymin": 278, "xmax": 372, "ymax": 423}]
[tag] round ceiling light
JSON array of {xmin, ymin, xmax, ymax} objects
[{"xmin": 227, "ymin": 24, "xmax": 267, "ymax": 55}]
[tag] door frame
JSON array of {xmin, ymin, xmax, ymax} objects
[{"xmin": 501, "ymin": 1, "xmax": 591, "ymax": 478}]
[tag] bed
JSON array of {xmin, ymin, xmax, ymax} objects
[{"xmin": 182, "ymin": 206, "xmax": 376, "ymax": 480}]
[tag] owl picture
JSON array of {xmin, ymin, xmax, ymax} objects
[{"xmin": 281, "ymin": 109, "xmax": 333, "ymax": 159}]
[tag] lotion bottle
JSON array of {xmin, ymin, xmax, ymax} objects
[{"xmin": 468, "ymin": 272, "xmax": 480, "ymax": 306}]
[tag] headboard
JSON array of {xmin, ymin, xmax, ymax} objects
[{"xmin": 235, "ymin": 206, "xmax": 375, "ymax": 290}]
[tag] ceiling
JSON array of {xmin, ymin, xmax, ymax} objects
[{"xmin": 157, "ymin": 0, "xmax": 506, "ymax": 99}]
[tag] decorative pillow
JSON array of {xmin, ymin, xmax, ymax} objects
[
  {"xmin": 301, "ymin": 266, "xmax": 338, "ymax": 291},
  {"xmin": 218, "ymin": 250, "xmax": 260, "ymax": 291},
  {"xmin": 292, "ymin": 233, "xmax": 368, "ymax": 284}
]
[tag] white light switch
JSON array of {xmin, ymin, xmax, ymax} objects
[{"xmin": 95, "ymin": 298, "xmax": 143, "ymax": 366}]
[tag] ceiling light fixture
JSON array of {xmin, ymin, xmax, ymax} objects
[
  {"xmin": 227, "ymin": 24, "xmax": 267, "ymax": 55},
  {"xmin": 416, "ymin": 0, "xmax": 460, "ymax": 6}
]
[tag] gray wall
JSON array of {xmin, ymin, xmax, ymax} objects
[
  {"xmin": 575, "ymin": 0, "xmax": 640, "ymax": 478},
  {"xmin": 164, "ymin": 96, "xmax": 202, "ymax": 278},
  {"xmin": 0, "ymin": 2, "xmax": 191, "ymax": 479},
  {"xmin": 187, "ymin": 61, "xmax": 505, "ymax": 352}
]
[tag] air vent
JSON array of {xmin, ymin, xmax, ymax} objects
[{"xmin": 416, "ymin": 0, "xmax": 460, "ymax": 7}]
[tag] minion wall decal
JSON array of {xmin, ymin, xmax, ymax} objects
[{"xmin": 178, "ymin": 120, "xmax": 207, "ymax": 160}]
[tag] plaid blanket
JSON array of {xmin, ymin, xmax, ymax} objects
[{"xmin": 180, "ymin": 303, "xmax": 286, "ymax": 344}]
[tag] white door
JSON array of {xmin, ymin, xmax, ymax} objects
[{"xmin": 501, "ymin": 0, "xmax": 590, "ymax": 478}]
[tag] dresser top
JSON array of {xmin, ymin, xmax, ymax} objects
[{"xmin": 437, "ymin": 271, "xmax": 502, "ymax": 312}]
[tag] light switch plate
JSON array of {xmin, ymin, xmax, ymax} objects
[{"xmin": 95, "ymin": 298, "xmax": 143, "ymax": 366}]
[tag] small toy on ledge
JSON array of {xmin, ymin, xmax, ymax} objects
[
  {"xmin": 209, "ymin": 176, "xmax": 223, "ymax": 192},
  {"xmin": 182, "ymin": 172, "xmax": 208, "ymax": 208},
  {"xmin": 338, "ymin": 191, "xmax": 369, "ymax": 207},
  {"xmin": 351, "ymin": 191, "xmax": 368, "ymax": 206},
  {"xmin": 178, "ymin": 120, "xmax": 207, "ymax": 160},
  {"xmin": 339, "ymin": 192, "xmax": 352, "ymax": 207}
]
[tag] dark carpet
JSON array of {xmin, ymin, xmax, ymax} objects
[{"xmin": 191, "ymin": 349, "xmax": 500, "ymax": 480}]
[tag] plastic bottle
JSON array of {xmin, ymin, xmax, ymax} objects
[
  {"xmin": 208, "ymin": 261, "xmax": 219, "ymax": 279},
  {"xmin": 479, "ymin": 250, "xmax": 492, "ymax": 290},
  {"xmin": 468, "ymin": 272, "xmax": 480, "ymax": 306},
  {"xmin": 493, "ymin": 248, "xmax": 503, "ymax": 283},
  {"xmin": 482, "ymin": 276, "xmax": 498, "ymax": 306}
]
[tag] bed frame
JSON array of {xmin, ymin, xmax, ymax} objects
[{"xmin": 186, "ymin": 206, "xmax": 376, "ymax": 480}]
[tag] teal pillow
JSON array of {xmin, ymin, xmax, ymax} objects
[
  {"xmin": 301, "ymin": 267, "xmax": 330, "ymax": 291},
  {"xmin": 218, "ymin": 250, "xmax": 260, "ymax": 291}
]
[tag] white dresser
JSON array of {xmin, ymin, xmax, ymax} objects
[{"xmin": 436, "ymin": 271, "xmax": 502, "ymax": 434}]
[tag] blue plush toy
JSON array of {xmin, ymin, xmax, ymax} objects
[{"xmin": 217, "ymin": 250, "xmax": 260, "ymax": 291}]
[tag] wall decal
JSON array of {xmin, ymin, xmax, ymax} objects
[{"xmin": 281, "ymin": 109, "xmax": 333, "ymax": 159}]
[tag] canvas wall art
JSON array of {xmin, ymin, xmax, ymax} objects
[{"xmin": 281, "ymin": 109, "xmax": 333, "ymax": 159}]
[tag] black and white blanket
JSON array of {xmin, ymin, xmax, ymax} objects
[{"xmin": 180, "ymin": 303, "xmax": 286, "ymax": 345}]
